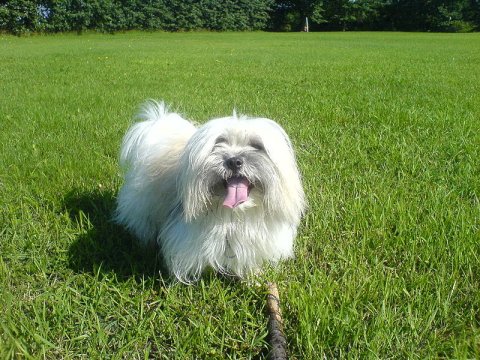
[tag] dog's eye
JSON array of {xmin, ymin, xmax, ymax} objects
[
  {"xmin": 249, "ymin": 139, "xmax": 265, "ymax": 151},
  {"xmin": 215, "ymin": 136, "xmax": 228, "ymax": 145}
]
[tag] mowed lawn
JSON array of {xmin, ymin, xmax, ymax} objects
[{"xmin": 1, "ymin": 31, "xmax": 479, "ymax": 358}]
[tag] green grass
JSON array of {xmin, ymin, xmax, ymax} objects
[{"xmin": 1, "ymin": 31, "xmax": 480, "ymax": 358}]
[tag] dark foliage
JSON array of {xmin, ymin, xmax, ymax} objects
[
  {"xmin": 268, "ymin": 0, "xmax": 480, "ymax": 32},
  {"xmin": 0, "ymin": 0, "xmax": 478, "ymax": 35},
  {"xmin": 0, "ymin": 0, "xmax": 273, "ymax": 34}
]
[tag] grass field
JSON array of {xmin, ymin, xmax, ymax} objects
[{"xmin": 1, "ymin": 31, "xmax": 480, "ymax": 358}]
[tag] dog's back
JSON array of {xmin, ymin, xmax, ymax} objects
[{"xmin": 115, "ymin": 102, "xmax": 196, "ymax": 244}]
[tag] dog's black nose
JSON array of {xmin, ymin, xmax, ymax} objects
[{"xmin": 226, "ymin": 156, "xmax": 243, "ymax": 171}]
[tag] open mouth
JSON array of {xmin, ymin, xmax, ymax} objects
[{"xmin": 223, "ymin": 176, "xmax": 252, "ymax": 209}]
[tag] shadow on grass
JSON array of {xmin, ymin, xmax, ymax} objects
[
  {"xmin": 63, "ymin": 188, "xmax": 270, "ymax": 358},
  {"xmin": 63, "ymin": 188, "xmax": 167, "ymax": 282}
]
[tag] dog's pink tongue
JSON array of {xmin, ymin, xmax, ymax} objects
[{"xmin": 223, "ymin": 177, "xmax": 249, "ymax": 208}]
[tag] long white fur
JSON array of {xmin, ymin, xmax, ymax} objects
[{"xmin": 115, "ymin": 101, "xmax": 305, "ymax": 283}]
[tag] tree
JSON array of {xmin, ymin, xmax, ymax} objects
[
  {"xmin": 269, "ymin": 0, "xmax": 325, "ymax": 31},
  {"xmin": 318, "ymin": 0, "xmax": 385, "ymax": 30},
  {"xmin": 386, "ymin": 0, "xmax": 479, "ymax": 32},
  {"xmin": 1, "ymin": 0, "xmax": 479, "ymax": 34},
  {"xmin": 0, "ymin": 0, "xmax": 43, "ymax": 34}
]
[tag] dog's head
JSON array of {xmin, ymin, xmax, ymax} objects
[{"xmin": 178, "ymin": 115, "xmax": 305, "ymax": 224}]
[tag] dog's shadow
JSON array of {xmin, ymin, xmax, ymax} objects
[
  {"xmin": 64, "ymin": 188, "xmax": 166, "ymax": 281},
  {"xmin": 63, "ymin": 188, "xmax": 270, "ymax": 358}
]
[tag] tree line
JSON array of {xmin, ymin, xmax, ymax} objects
[{"xmin": 1, "ymin": 0, "xmax": 479, "ymax": 35}]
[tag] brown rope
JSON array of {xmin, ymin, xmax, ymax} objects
[{"xmin": 266, "ymin": 282, "xmax": 287, "ymax": 360}]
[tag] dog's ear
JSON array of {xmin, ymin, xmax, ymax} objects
[
  {"xmin": 256, "ymin": 119, "xmax": 306, "ymax": 223},
  {"xmin": 177, "ymin": 121, "xmax": 223, "ymax": 222}
]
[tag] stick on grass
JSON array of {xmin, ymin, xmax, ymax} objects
[{"xmin": 266, "ymin": 282, "xmax": 287, "ymax": 360}]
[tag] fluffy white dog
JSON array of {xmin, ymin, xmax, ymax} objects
[{"xmin": 115, "ymin": 101, "xmax": 305, "ymax": 283}]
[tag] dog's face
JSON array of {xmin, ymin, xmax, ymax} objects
[
  {"xmin": 178, "ymin": 116, "xmax": 305, "ymax": 224},
  {"xmin": 209, "ymin": 126, "xmax": 273, "ymax": 209}
]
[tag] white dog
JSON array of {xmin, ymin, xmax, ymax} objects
[{"xmin": 115, "ymin": 101, "xmax": 305, "ymax": 283}]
